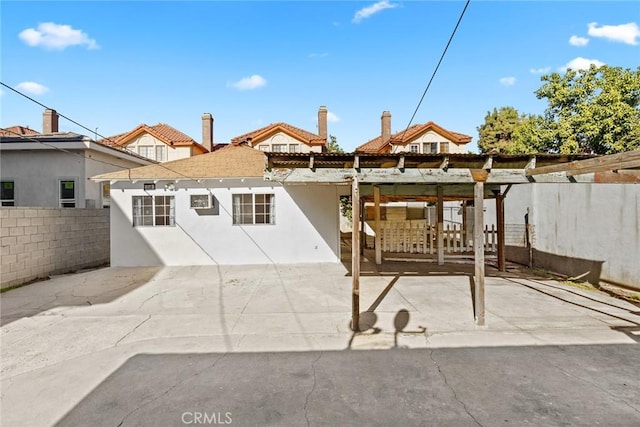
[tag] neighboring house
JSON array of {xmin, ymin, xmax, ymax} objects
[
  {"xmin": 92, "ymin": 145, "xmax": 341, "ymax": 266},
  {"xmin": 356, "ymin": 111, "xmax": 472, "ymax": 154},
  {"xmin": 230, "ymin": 106, "xmax": 328, "ymax": 153},
  {"xmin": 0, "ymin": 126, "xmax": 40, "ymax": 137},
  {"xmin": 101, "ymin": 121, "xmax": 209, "ymax": 162},
  {"xmin": 0, "ymin": 109, "xmax": 154, "ymax": 208}
]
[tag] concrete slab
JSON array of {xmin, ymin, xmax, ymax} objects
[{"xmin": 1, "ymin": 261, "xmax": 639, "ymax": 426}]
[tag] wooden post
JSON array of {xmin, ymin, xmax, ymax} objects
[
  {"xmin": 437, "ymin": 185, "xmax": 444, "ymax": 265},
  {"xmin": 360, "ymin": 198, "xmax": 365, "ymax": 255},
  {"xmin": 374, "ymin": 185, "xmax": 382, "ymax": 265},
  {"xmin": 496, "ymin": 193, "xmax": 505, "ymax": 272},
  {"xmin": 352, "ymin": 176, "xmax": 360, "ymax": 331},
  {"xmin": 474, "ymin": 182, "xmax": 485, "ymax": 325},
  {"xmin": 461, "ymin": 200, "xmax": 468, "ymax": 251}
]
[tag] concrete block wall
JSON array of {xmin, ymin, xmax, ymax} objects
[{"xmin": 1, "ymin": 208, "xmax": 109, "ymax": 289}]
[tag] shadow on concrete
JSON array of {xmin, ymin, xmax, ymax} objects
[
  {"xmin": 0, "ymin": 267, "xmax": 161, "ymax": 326},
  {"xmin": 55, "ymin": 344, "xmax": 640, "ymax": 427}
]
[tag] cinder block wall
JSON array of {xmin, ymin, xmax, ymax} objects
[{"xmin": 0, "ymin": 208, "xmax": 110, "ymax": 289}]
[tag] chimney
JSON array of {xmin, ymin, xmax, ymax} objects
[
  {"xmin": 43, "ymin": 109, "xmax": 59, "ymax": 133},
  {"xmin": 381, "ymin": 111, "xmax": 391, "ymax": 143},
  {"xmin": 202, "ymin": 113, "xmax": 213, "ymax": 152},
  {"xmin": 318, "ymin": 106, "xmax": 328, "ymax": 139}
]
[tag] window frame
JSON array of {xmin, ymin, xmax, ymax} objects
[
  {"xmin": 58, "ymin": 179, "xmax": 76, "ymax": 208},
  {"xmin": 232, "ymin": 193, "xmax": 275, "ymax": 225},
  {"xmin": 423, "ymin": 142, "xmax": 438, "ymax": 154},
  {"xmin": 101, "ymin": 182, "xmax": 111, "ymax": 208},
  {"xmin": 272, "ymin": 144, "xmax": 288, "ymax": 153},
  {"xmin": 440, "ymin": 141, "xmax": 450, "ymax": 153},
  {"xmin": 409, "ymin": 144, "xmax": 419, "ymax": 153},
  {"xmin": 132, "ymin": 195, "xmax": 175, "ymax": 227},
  {"xmin": 1, "ymin": 180, "xmax": 15, "ymax": 206}
]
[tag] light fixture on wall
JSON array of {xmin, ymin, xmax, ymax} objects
[{"xmin": 164, "ymin": 182, "xmax": 175, "ymax": 191}]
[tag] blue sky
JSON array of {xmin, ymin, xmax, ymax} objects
[{"xmin": 1, "ymin": 1, "xmax": 638, "ymax": 152}]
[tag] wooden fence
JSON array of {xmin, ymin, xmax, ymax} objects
[{"xmin": 365, "ymin": 221, "xmax": 497, "ymax": 255}]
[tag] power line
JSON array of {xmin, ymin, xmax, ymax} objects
[
  {"xmin": 0, "ymin": 81, "xmax": 119, "ymax": 145},
  {"xmin": 399, "ymin": 0, "xmax": 471, "ymax": 142}
]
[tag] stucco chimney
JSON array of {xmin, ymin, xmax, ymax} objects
[
  {"xmin": 43, "ymin": 109, "xmax": 59, "ymax": 133},
  {"xmin": 318, "ymin": 106, "xmax": 328, "ymax": 139},
  {"xmin": 381, "ymin": 111, "xmax": 391, "ymax": 143},
  {"xmin": 202, "ymin": 113, "xmax": 213, "ymax": 152}
]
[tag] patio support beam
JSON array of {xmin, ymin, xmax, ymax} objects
[
  {"xmin": 374, "ymin": 185, "xmax": 382, "ymax": 265},
  {"xmin": 474, "ymin": 182, "xmax": 485, "ymax": 325},
  {"xmin": 496, "ymin": 192, "xmax": 506, "ymax": 272},
  {"xmin": 351, "ymin": 176, "xmax": 361, "ymax": 332},
  {"xmin": 360, "ymin": 198, "xmax": 365, "ymax": 255},
  {"xmin": 437, "ymin": 185, "xmax": 444, "ymax": 265}
]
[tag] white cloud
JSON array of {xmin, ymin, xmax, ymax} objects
[
  {"xmin": 587, "ymin": 22, "xmax": 640, "ymax": 45},
  {"xmin": 499, "ymin": 77, "xmax": 516, "ymax": 86},
  {"xmin": 327, "ymin": 111, "xmax": 340, "ymax": 123},
  {"xmin": 560, "ymin": 57, "xmax": 605, "ymax": 72},
  {"xmin": 569, "ymin": 35, "xmax": 589, "ymax": 46},
  {"xmin": 530, "ymin": 66, "xmax": 551, "ymax": 74},
  {"xmin": 19, "ymin": 22, "xmax": 99, "ymax": 50},
  {"xmin": 15, "ymin": 81, "xmax": 49, "ymax": 95},
  {"xmin": 229, "ymin": 74, "xmax": 266, "ymax": 90},
  {"xmin": 308, "ymin": 52, "xmax": 329, "ymax": 59},
  {"xmin": 353, "ymin": 1, "xmax": 398, "ymax": 24}
]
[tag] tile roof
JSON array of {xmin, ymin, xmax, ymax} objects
[
  {"xmin": 99, "ymin": 123, "xmax": 208, "ymax": 153},
  {"xmin": 356, "ymin": 121, "xmax": 472, "ymax": 153},
  {"xmin": 231, "ymin": 122, "xmax": 326, "ymax": 146},
  {"xmin": 92, "ymin": 144, "xmax": 265, "ymax": 181},
  {"xmin": 0, "ymin": 126, "xmax": 41, "ymax": 137}
]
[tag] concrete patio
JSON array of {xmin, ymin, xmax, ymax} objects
[{"xmin": 1, "ymin": 260, "xmax": 639, "ymax": 425}]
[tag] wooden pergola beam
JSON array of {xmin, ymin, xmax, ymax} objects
[
  {"xmin": 526, "ymin": 149, "xmax": 640, "ymax": 176},
  {"xmin": 352, "ymin": 176, "xmax": 360, "ymax": 332},
  {"xmin": 566, "ymin": 158, "xmax": 640, "ymax": 176}
]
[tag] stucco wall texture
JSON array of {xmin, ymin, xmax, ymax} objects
[{"xmin": 504, "ymin": 183, "xmax": 639, "ymax": 290}]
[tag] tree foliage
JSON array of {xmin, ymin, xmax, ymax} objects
[
  {"xmin": 477, "ymin": 65, "xmax": 640, "ymax": 154},
  {"xmin": 326, "ymin": 134, "xmax": 344, "ymax": 153}
]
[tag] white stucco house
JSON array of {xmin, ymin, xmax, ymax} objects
[
  {"xmin": 100, "ymin": 122, "xmax": 210, "ymax": 162},
  {"xmin": 356, "ymin": 111, "xmax": 472, "ymax": 154},
  {"xmin": 230, "ymin": 106, "xmax": 329, "ymax": 153},
  {"xmin": 92, "ymin": 145, "xmax": 342, "ymax": 266},
  {"xmin": 0, "ymin": 110, "xmax": 154, "ymax": 208}
]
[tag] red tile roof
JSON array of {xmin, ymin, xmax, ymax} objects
[
  {"xmin": 231, "ymin": 122, "xmax": 326, "ymax": 146},
  {"xmin": 99, "ymin": 123, "xmax": 208, "ymax": 154},
  {"xmin": 356, "ymin": 121, "xmax": 472, "ymax": 153},
  {"xmin": 0, "ymin": 126, "xmax": 41, "ymax": 137}
]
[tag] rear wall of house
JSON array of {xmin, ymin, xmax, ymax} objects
[{"xmin": 109, "ymin": 179, "xmax": 341, "ymax": 266}]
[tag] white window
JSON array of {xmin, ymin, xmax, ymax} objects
[
  {"xmin": 440, "ymin": 142, "xmax": 449, "ymax": 153},
  {"xmin": 132, "ymin": 195, "xmax": 175, "ymax": 226},
  {"xmin": 102, "ymin": 182, "xmax": 110, "ymax": 208},
  {"xmin": 138, "ymin": 145, "xmax": 154, "ymax": 159},
  {"xmin": 155, "ymin": 146, "xmax": 166, "ymax": 161},
  {"xmin": 289, "ymin": 144, "xmax": 300, "ymax": 153},
  {"xmin": 190, "ymin": 194, "xmax": 212, "ymax": 209},
  {"xmin": 410, "ymin": 144, "xmax": 419, "ymax": 153},
  {"xmin": 259, "ymin": 145, "xmax": 269, "ymax": 151},
  {"xmin": 232, "ymin": 194, "xmax": 275, "ymax": 225},
  {"xmin": 1, "ymin": 181, "xmax": 15, "ymax": 206},
  {"xmin": 423, "ymin": 142, "xmax": 438, "ymax": 154},
  {"xmin": 59, "ymin": 180, "xmax": 76, "ymax": 208},
  {"xmin": 272, "ymin": 144, "xmax": 288, "ymax": 152}
]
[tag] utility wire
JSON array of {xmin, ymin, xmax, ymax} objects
[
  {"xmin": 1, "ymin": 85, "xmax": 212, "ymax": 185},
  {"xmin": 399, "ymin": 0, "xmax": 470, "ymax": 142}
]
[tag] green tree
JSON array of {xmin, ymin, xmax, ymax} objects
[
  {"xmin": 326, "ymin": 134, "xmax": 344, "ymax": 153},
  {"xmin": 535, "ymin": 65, "xmax": 640, "ymax": 154},
  {"xmin": 477, "ymin": 107, "xmax": 527, "ymax": 153}
]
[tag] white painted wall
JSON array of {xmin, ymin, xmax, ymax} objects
[
  {"xmin": 391, "ymin": 130, "xmax": 468, "ymax": 154},
  {"xmin": 125, "ymin": 133, "xmax": 193, "ymax": 161},
  {"xmin": 251, "ymin": 132, "xmax": 322, "ymax": 153},
  {"xmin": 109, "ymin": 179, "xmax": 341, "ymax": 266},
  {"xmin": 504, "ymin": 183, "xmax": 640, "ymax": 288},
  {"xmin": 1, "ymin": 145, "xmax": 150, "ymax": 208}
]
